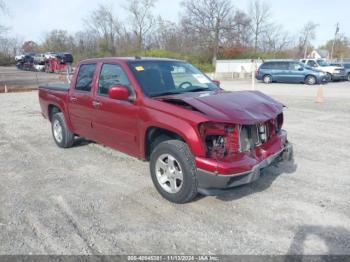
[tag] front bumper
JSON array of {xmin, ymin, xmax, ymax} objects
[
  {"xmin": 196, "ymin": 142, "xmax": 293, "ymax": 196},
  {"xmin": 331, "ymin": 72, "xmax": 346, "ymax": 81}
]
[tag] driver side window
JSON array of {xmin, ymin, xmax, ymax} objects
[{"xmin": 98, "ymin": 64, "xmax": 131, "ymax": 96}]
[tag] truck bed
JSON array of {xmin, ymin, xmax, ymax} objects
[{"xmin": 39, "ymin": 83, "xmax": 69, "ymax": 92}]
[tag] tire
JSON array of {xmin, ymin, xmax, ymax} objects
[
  {"xmin": 51, "ymin": 112, "xmax": 75, "ymax": 148},
  {"xmin": 327, "ymin": 73, "xmax": 333, "ymax": 81},
  {"xmin": 305, "ymin": 75, "xmax": 317, "ymax": 85},
  {"xmin": 263, "ymin": 75, "xmax": 272, "ymax": 84},
  {"xmin": 347, "ymin": 73, "xmax": 350, "ymax": 82},
  {"xmin": 150, "ymin": 140, "xmax": 198, "ymax": 204}
]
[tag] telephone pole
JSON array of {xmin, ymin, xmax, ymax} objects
[{"xmin": 330, "ymin": 23, "xmax": 339, "ymax": 60}]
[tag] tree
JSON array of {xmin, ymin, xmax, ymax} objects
[
  {"xmin": 125, "ymin": 0, "xmax": 157, "ymax": 51},
  {"xmin": 41, "ymin": 30, "xmax": 74, "ymax": 51},
  {"xmin": 22, "ymin": 41, "xmax": 39, "ymax": 53},
  {"xmin": 321, "ymin": 36, "xmax": 350, "ymax": 60},
  {"xmin": 249, "ymin": 0, "xmax": 271, "ymax": 54},
  {"xmin": 181, "ymin": 0, "xmax": 235, "ymax": 66},
  {"xmin": 261, "ymin": 25, "xmax": 291, "ymax": 55},
  {"xmin": 85, "ymin": 4, "xmax": 121, "ymax": 55},
  {"xmin": 0, "ymin": 0, "xmax": 8, "ymax": 35},
  {"xmin": 299, "ymin": 21, "xmax": 318, "ymax": 58}
]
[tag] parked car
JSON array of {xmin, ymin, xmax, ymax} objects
[
  {"xmin": 34, "ymin": 63, "xmax": 45, "ymax": 72},
  {"xmin": 329, "ymin": 62, "xmax": 350, "ymax": 81},
  {"xmin": 33, "ymin": 53, "xmax": 46, "ymax": 65},
  {"xmin": 300, "ymin": 59, "xmax": 345, "ymax": 81},
  {"xmin": 256, "ymin": 61, "xmax": 328, "ymax": 85},
  {"xmin": 39, "ymin": 57, "xmax": 293, "ymax": 203}
]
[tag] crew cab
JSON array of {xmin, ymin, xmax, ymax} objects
[
  {"xmin": 300, "ymin": 59, "xmax": 345, "ymax": 81},
  {"xmin": 39, "ymin": 57, "xmax": 293, "ymax": 203}
]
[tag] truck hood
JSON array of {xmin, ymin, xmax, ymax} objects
[
  {"xmin": 157, "ymin": 90, "xmax": 284, "ymax": 125},
  {"xmin": 319, "ymin": 66, "xmax": 343, "ymax": 72}
]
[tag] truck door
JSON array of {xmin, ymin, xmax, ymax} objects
[
  {"xmin": 68, "ymin": 63, "xmax": 97, "ymax": 140},
  {"xmin": 91, "ymin": 63, "xmax": 140, "ymax": 157}
]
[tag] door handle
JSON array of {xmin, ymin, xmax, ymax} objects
[
  {"xmin": 92, "ymin": 100, "xmax": 101, "ymax": 108},
  {"xmin": 70, "ymin": 97, "xmax": 78, "ymax": 102}
]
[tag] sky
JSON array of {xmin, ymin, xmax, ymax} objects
[{"xmin": 1, "ymin": 0, "xmax": 349, "ymax": 47}]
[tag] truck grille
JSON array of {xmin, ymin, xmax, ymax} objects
[{"xmin": 240, "ymin": 117, "xmax": 280, "ymax": 152}]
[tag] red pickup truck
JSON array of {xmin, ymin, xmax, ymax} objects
[{"xmin": 39, "ymin": 57, "xmax": 293, "ymax": 203}]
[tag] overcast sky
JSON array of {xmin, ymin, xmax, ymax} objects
[{"xmin": 2, "ymin": 0, "xmax": 349, "ymax": 47}]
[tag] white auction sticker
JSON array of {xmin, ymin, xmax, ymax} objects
[{"xmin": 193, "ymin": 74, "xmax": 210, "ymax": 84}]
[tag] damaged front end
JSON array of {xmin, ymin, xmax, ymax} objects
[{"xmin": 196, "ymin": 113, "xmax": 293, "ymax": 195}]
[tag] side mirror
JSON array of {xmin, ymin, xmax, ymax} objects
[
  {"xmin": 108, "ymin": 85, "xmax": 130, "ymax": 101},
  {"xmin": 298, "ymin": 67, "xmax": 304, "ymax": 71},
  {"xmin": 212, "ymin": 80, "xmax": 221, "ymax": 87}
]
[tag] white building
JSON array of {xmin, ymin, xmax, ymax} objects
[{"xmin": 309, "ymin": 49, "xmax": 330, "ymax": 60}]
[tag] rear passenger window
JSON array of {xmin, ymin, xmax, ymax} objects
[
  {"xmin": 98, "ymin": 64, "xmax": 131, "ymax": 96},
  {"xmin": 279, "ymin": 62, "xmax": 289, "ymax": 70},
  {"xmin": 75, "ymin": 64, "xmax": 96, "ymax": 92}
]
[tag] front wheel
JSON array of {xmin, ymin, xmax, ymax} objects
[
  {"xmin": 327, "ymin": 73, "xmax": 333, "ymax": 81},
  {"xmin": 305, "ymin": 75, "xmax": 317, "ymax": 85},
  {"xmin": 150, "ymin": 140, "xmax": 198, "ymax": 204}
]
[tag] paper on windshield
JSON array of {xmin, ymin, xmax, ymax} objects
[{"xmin": 193, "ymin": 74, "xmax": 210, "ymax": 84}]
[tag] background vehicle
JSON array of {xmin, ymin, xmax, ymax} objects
[
  {"xmin": 39, "ymin": 57, "xmax": 293, "ymax": 203},
  {"xmin": 45, "ymin": 52, "xmax": 73, "ymax": 73},
  {"xmin": 256, "ymin": 61, "xmax": 328, "ymax": 85},
  {"xmin": 300, "ymin": 59, "xmax": 345, "ymax": 81},
  {"xmin": 330, "ymin": 62, "xmax": 350, "ymax": 81},
  {"xmin": 16, "ymin": 54, "xmax": 35, "ymax": 71}
]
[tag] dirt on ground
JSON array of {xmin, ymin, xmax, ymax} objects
[{"xmin": 0, "ymin": 69, "xmax": 350, "ymax": 255}]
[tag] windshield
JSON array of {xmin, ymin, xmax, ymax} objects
[
  {"xmin": 317, "ymin": 60, "xmax": 329, "ymax": 67},
  {"xmin": 128, "ymin": 60, "xmax": 218, "ymax": 97}
]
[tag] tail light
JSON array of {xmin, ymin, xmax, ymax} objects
[
  {"xmin": 199, "ymin": 123, "xmax": 240, "ymax": 159},
  {"xmin": 256, "ymin": 69, "xmax": 260, "ymax": 77}
]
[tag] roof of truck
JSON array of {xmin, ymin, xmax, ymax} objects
[{"xmin": 80, "ymin": 57, "xmax": 183, "ymax": 64}]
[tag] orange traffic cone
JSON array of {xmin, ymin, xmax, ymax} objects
[{"xmin": 315, "ymin": 85, "xmax": 324, "ymax": 103}]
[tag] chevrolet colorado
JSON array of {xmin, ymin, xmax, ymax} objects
[{"xmin": 39, "ymin": 57, "xmax": 293, "ymax": 203}]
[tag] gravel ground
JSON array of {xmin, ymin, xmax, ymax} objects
[{"xmin": 0, "ymin": 80, "xmax": 350, "ymax": 255}]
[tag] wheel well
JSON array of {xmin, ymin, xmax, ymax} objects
[
  {"xmin": 48, "ymin": 105, "xmax": 61, "ymax": 122},
  {"xmin": 145, "ymin": 127, "xmax": 185, "ymax": 161}
]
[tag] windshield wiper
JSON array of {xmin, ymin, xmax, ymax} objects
[
  {"xmin": 186, "ymin": 87, "xmax": 211, "ymax": 92},
  {"xmin": 150, "ymin": 90, "xmax": 184, "ymax": 97},
  {"xmin": 150, "ymin": 87, "xmax": 212, "ymax": 97}
]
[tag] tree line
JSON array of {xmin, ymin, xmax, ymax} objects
[{"xmin": 1, "ymin": 0, "xmax": 350, "ymax": 69}]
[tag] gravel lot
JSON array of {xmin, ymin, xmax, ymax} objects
[{"xmin": 0, "ymin": 72, "xmax": 350, "ymax": 255}]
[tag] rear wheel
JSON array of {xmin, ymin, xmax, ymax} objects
[
  {"xmin": 305, "ymin": 75, "xmax": 317, "ymax": 85},
  {"xmin": 150, "ymin": 140, "xmax": 198, "ymax": 204},
  {"xmin": 51, "ymin": 112, "xmax": 75, "ymax": 148},
  {"xmin": 263, "ymin": 75, "xmax": 272, "ymax": 84},
  {"xmin": 347, "ymin": 73, "xmax": 350, "ymax": 81}
]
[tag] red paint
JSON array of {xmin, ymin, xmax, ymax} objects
[
  {"xmin": 39, "ymin": 57, "xmax": 290, "ymax": 177},
  {"xmin": 108, "ymin": 86, "xmax": 130, "ymax": 101}
]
